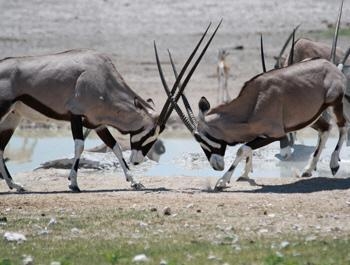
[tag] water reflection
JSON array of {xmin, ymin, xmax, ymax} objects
[{"xmin": 5, "ymin": 135, "xmax": 350, "ymax": 179}]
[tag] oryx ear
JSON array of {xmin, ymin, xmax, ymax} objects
[
  {"xmin": 146, "ymin": 98, "xmax": 155, "ymax": 108},
  {"xmin": 199, "ymin": 96, "xmax": 210, "ymax": 121},
  {"xmin": 134, "ymin": 97, "xmax": 144, "ymax": 109}
]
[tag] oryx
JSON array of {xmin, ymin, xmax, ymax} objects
[
  {"xmin": 273, "ymin": 0, "xmax": 350, "ymax": 157},
  {"xmin": 0, "ymin": 22, "xmax": 220, "ymax": 192},
  {"xmin": 158, "ymin": 12, "xmax": 349, "ymax": 191}
]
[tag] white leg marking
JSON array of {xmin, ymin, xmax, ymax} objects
[
  {"xmin": 302, "ymin": 130, "xmax": 329, "ymax": 177},
  {"xmin": 0, "ymin": 151, "xmax": 24, "ymax": 191},
  {"xmin": 112, "ymin": 144, "xmax": 144, "ymax": 189},
  {"xmin": 69, "ymin": 139, "xmax": 84, "ymax": 191},
  {"xmin": 215, "ymin": 145, "xmax": 252, "ymax": 189},
  {"xmin": 330, "ymin": 126, "xmax": 347, "ymax": 175}
]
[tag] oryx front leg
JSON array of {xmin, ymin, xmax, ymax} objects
[
  {"xmin": 0, "ymin": 112, "xmax": 24, "ymax": 192},
  {"xmin": 69, "ymin": 115, "xmax": 84, "ymax": 192},
  {"xmin": 330, "ymin": 103, "xmax": 347, "ymax": 175},
  {"xmin": 302, "ymin": 118, "xmax": 330, "ymax": 178},
  {"xmin": 95, "ymin": 127, "xmax": 144, "ymax": 190},
  {"xmin": 214, "ymin": 145, "xmax": 252, "ymax": 191}
]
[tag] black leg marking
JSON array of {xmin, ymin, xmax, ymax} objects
[
  {"xmin": 71, "ymin": 115, "xmax": 84, "ymax": 140},
  {"xmin": 96, "ymin": 127, "xmax": 117, "ymax": 148},
  {"xmin": 247, "ymin": 137, "xmax": 277, "ymax": 150}
]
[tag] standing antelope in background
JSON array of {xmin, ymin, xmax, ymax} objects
[
  {"xmin": 217, "ymin": 48, "xmax": 231, "ymax": 104},
  {"xmin": 0, "ymin": 22, "xmax": 220, "ymax": 192},
  {"xmin": 162, "ymin": 2, "xmax": 349, "ymax": 191}
]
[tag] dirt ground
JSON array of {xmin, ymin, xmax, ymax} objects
[
  {"xmin": 1, "ymin": 0, "xmax": 350, "ymax": 239},
  {"xmin": 1, "ymin": 172, "xmax": 350, "ymax": 239}
]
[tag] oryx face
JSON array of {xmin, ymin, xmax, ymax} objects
[
  {"xmin": 129, "ymin": 97, "xmax": 161, "ymax": 165},
  {"xmin": 194, "ymin": 130, "xmax": 227, "ymax": 171},
  {"xmin": 130, "ymin": 125, "xmax": 161, "ymax": 165}
]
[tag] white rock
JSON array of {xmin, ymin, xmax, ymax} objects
[
  {"xmin": 132, "ymin": 254, "xmax": 149, "ymax": 262},
  {"xmin": 159, "ymin": 259, "xmax": 167, "ymax": 265},
  {"xmin": 50, "ymin": 262, "xmax": 61, "ymax": 265},
  {"xmin": 4, "ymin": 232, "xmax": 26, "ymax": 242},
  {"xmin": 71, "ymin": 227, "xmax": 81, "ymax": 234},
  {"xmin": 280, "ymin": 241, "xmax": 290, "ymax": 249},
  {"xmin": 22, "ymin": 255, "xmax": 34, "ymax": 265},
  {"xmin": 48, "ymin": 218, "xmax": 57, "ymax": 227}
]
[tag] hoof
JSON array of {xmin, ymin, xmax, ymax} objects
[
  {"xmin": 301, "ymin": 172, "xmax": 312, "ymax": 178},
  {"xmin": 331, "ymin": 166, "xmax": 340, "ymax": 176},
  {"xmin": 237, "ymin": 176, "xmax": 249, "ymax": 182},
  {"xmin": 69, "ymin": 185, "xmax": 81, "ymax": 192},
  {"xmin": 17, "ymin": 187, "xmax": 26, "ymax": 193},
  {"xmin": 131, "ymin": 182, "xmax": 145, "ymax": 190}
]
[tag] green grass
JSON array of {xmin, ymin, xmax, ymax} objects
[
  {"xmin": 1, "ymin": 209, "xmax": 349, "ymax": 265},
  {"xmin": 309, "ymin": 28, "xmax": 350, "ymax": 39}
]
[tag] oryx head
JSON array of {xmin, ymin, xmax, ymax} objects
[
  {"xmin": 130, "ymin": 20, "xmax": 222, "ymax": 165},
  {"xmin": 156, "ymin": 21, "xmax": 227, "ymax": 171}
]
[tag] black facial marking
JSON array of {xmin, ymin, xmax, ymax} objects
[{"xmin": 130, "ymin": 127, "xmax": 157, "ymax": 156}]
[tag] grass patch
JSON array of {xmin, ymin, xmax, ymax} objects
[
  {"xmin": 0, "ymin": 208, "xmax": 349, "ymax": 264},
  {"xmin": 308, "ymin": 28, "xmax": 350, "ymax": 39}
]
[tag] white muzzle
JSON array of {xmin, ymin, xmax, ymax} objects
[
  {"xmin": 130, "ymin": 150, "xmax": 145, "ymax": 165},
  {"xmin": 209, "ymin": 154, "xmax": 225, "ymax": 171}
]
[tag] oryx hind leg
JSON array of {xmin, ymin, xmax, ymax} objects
[
  {"xmin": 68, "ymin": 115, "xmax": 84, "ymax": 192},
  {"xmin": 95, "ymin": 126, "xmax": 144, "ymax": 190},
  {"xmin": 329, "ymin": 102, "xmax": 347, "ymax": 175},
  {"xmin": 214, "ymin": 137, "xmax": 275, "ymax": 191},
  {"xmin": 302, "ymin": 117, "xmax": 331, "ymax": 178},
  {"xmin": 0, "ymin": 110, "xmax": 24, "ymax": 191}
]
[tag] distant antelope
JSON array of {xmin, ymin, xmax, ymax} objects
[
  {"xmin": 217, "ymin": 48, "xmax": 230, "ymax": 104},
  {"xmin": 0, "ymin": 22, "xmax": 220, "ymax": 192},
  {"xmin": 160, "ymin": 5, "xmax": 349, "ymax": 191}
]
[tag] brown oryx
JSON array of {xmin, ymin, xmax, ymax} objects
[
  {"xmin": 273, "ymin": 0, "xmax": 350, "ymax": 157},
  {"xmin": 158, "ymin": 15, "xmax": 349, "ymax": 191},
  {"xmin": 0, "ymin": 22, "xmax": 220, "ymax": 192}
]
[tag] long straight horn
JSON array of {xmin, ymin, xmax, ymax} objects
[
  {"xmin": 156, "ymin": 23, "xmax": 212, "ymax": 127},
  {"xmin": 330, "ymin": 0, "xmax": 344, "ymax": 64},
  {"xmin": 260, "ymin": 34, "xmax": 266, "ymax": 73},
  {"xmin": 154, "ymin": 42, "xmax": 195, "ymax": 132},
  {"xmin": 288, "ymin": 28, "xmax": 296, "ymax": 65},
  {"xmin": 167, "ymin": 49, "xmax": 197, "ymax": 126},
  {"xmin": 164, "ymin": 19, "xmax": 223, "ymax": 123},
  {"xmin": 274, "ymin": 24, "xmax": 300, "ymax": 69},
  {"xmin": 341, "ymin": 47, "xmax": 350, "ymax": 65}
]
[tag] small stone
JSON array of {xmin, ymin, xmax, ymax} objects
[
  {"xmin": 258, "ymin": 228, "xmax": 268, "ymax": 234},
  {"xmin": 0, "ymin": 216, "xmax": 7, "ymax": 222},
  {"xmin": 196, "ymin": 209, "xmax": 202, "ymax": 213},
  {"xmin": 71, "ymin": 227, "xmax": 81, "ymax": 234},
  {"xmin": 4, "ymin": 232, "xmax": 27, "ymax": 242},
  {"xmin": 207, "ymin": 255, "xmax": 217, "ymax": 260},
  {"xmin": 139, "ymin": 221, "xmax": 148, "ymax": 228},
  {"xmin": 159, "ymin": 259, "xmax": 167, "ymax": 265},
  {"xmin": 150, "ymin": 207, "xmax": 157, "ymax": 212},
  {"xmin": 186, "ymin": 203, "xmax": 194, "ymax": 209},
  {"xmin": 22, "ymin": 255, "xmax": 34, "ymax": 265},
  {"xmin": 305, "ymin": 235, "xmax": 317, "ymax": 242},
  {"xmin": 163, "ymin": 207, "xmax": 171, "ymax": 216},
  {"xmin": 48, "ymin": 218, "xmax": 57, "ymax": 227},
  {"xmin": 50, "ymin": 262, "xmax": 61, "ymax": 265},
  {"xmin": 132, "ymin": 254, "xmax": 149, "ymax": 262},
  {"xmin": 280, "ymin": 241, "xmax": 290, "ymax": 249}
]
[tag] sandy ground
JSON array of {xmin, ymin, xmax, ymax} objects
[
  {"xmin": 1, "ymin": 0, "xmax": 350, "ymax": 238},
  {"xmin": 1, "ymin": 172, "xmax": 350, "ymax": 238}
]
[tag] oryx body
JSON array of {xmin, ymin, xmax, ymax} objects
[
  {"xmin": 0, "ymin": 21, "xmax": 220, "ymax": 192},
  {"xmin": 171, "ymin": 58, "xmax": 347, "ymax": 190},
  {"xmin": 0, "ymin": 49, "xmax": 160, "ymax": 191}
]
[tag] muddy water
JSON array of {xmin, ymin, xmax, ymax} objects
[{"xmin": 5, "ymin": 134, "xmax": 350, "ymax": 180}]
